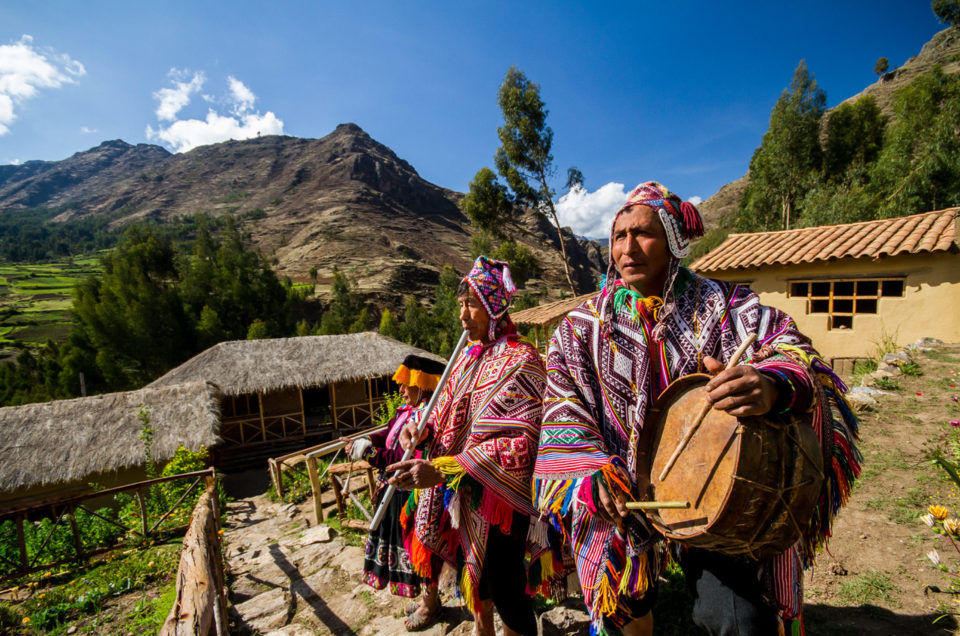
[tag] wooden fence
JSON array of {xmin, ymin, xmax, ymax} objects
[
  {"xmin": 0, "ymin": 468, "xmax": 216, "ymax": 581},
  {"xmin": 159, "ymin": 479, "xmax": 227, "ymax": 636}
]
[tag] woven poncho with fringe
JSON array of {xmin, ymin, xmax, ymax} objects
[
  {"xmin": 532, "ymin": 264, "xmax": 861, "ymax": 635},
  {"xmin": 401, "ymin": 332, "xmax": 563, "ymax": 612}
]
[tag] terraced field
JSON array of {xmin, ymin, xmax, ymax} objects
[{"xmin": 0, "ymin": 257, "xmax": 102, "ymax": 359}]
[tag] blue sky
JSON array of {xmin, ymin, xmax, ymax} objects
[{"xmin": 0, "ymin": 1, "xmax": 947, "ymax": 236}]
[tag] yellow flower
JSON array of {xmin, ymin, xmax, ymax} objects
[
  {"xmin": 930, "ymin": 505, "xmax": 950, "ymax": 520},
  {"xmin": 945, "ymin": 518, "xmax": 960, "ymax": 535},
  {"xmin": 38, "ymin": 593, "xmax": 45, "ymax": 599},
  {"xmin": 147, "ymin": 561, "xmax": 154, "ymax": 568},
  {"xmin": 22, "ymin": 617, "xmax": 30, "ymax": 624}
]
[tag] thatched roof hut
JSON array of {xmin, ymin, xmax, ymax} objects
[
  {"xmin": 511, "ymin": 292, "xmax": 597, "ymax": 350},
  {"xmin": 147, "ymin": 332, "xmax": 443, "ymax": 396},
  {"xmin": 0, "ymin": 381, "xmax": 220, "ymax": 495}
]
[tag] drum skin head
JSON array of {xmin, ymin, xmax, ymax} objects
[
  {"xmin": 636, "ymin": 373, "xmax": 825, "ymax": 558},
  {"xmin": 638, "ymin": 374, "xmax": 738, "ymax": 537}
]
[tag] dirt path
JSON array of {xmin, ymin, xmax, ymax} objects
[
  {"xmin": 222, "ymin": 344, "xmax": 960, "ymax": 635},
  {"xmin": 802, "ymin": 343, "xmax": 960, "ymax": 635}
]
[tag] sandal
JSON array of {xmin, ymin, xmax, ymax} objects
[
  {"xmin": 405, "ymin": 601, "xmax": 420, "ymax": 616},
  {"xmin": 404, "ymin": 604, "xmax": 440, "ymax": 631}
]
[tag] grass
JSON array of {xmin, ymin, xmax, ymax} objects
[
  {"xmin": 874, "ymin": 377, "xmax": 902, "ymax": 391},
  {"xmin": 0, "ymin": 542, "xmax": 181, "ymax": 632},
  {"xmin": 0, "ymin": 256, "xmax": 102, "ymax": 349},
  {"xmin": 838, "ymin": 570, "xmax": 901, "ymax": 607}
]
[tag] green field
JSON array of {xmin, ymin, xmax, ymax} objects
[{"xmin": 0, "ymin": 256, "xmax": 103, "ymax": 358}]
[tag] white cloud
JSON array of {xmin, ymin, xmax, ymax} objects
[
  {"xmin": 556, "ymin": 182, "xmax": 629, "ymax": 238},
  {"xmin": 557, "ymin": 184, "xmax": 706, "ymax": 238},
  {"xmin": 0, "ymin": 34, "xmax": 85, "ymax": 135},
  {"xmin": 146, "ymin": 71, "xmax": 284, "ymax": 153},
  {"xmin": 9, "ymin": 158, "xmax": 21, "ymax": 165},
  {"xmin": 228, "ymin": 76, "xmax": 255, "ymax": 114},
  {"xmin": 80, "ymin": 126, "xmax": 97, "ymax": 134},
  {"xmin": 153, "ymin": 69, "xmax": 205, "ymax": 121}
]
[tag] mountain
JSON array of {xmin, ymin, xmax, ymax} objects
[
  {"xmin": 696, "ymin": 27, "xmax": 960, "ymax": 230},
  {"xmin": 0, "ymin": 124, "xmax": 603, "ymax": 302}
]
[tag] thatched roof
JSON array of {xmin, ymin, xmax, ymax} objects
[
  {"xmin": 512, "ymin": 292, "xmax": 598, "ymax": 328},
  {"xmin": 0, "ymin": 381, "xmax": 221, "ymax": 493},
  {"xmin": 147, "ymin": 332, "xmax": 445, "ymax": 397}
]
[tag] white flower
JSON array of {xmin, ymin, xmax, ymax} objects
[
  {"xmin": 921, "ymin": 513, "xmax": 936, "ymax": 527},
  {"xmin": 928, "ymin": 549, "xmax": 941, "ymax": 566}
]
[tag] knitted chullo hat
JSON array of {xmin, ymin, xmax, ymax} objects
[
  {"xmin": 605, "ymin": 181, "xmax": 705, "ymax": 287},
  {"xmin": 463, "ymin": 256, "xmax": 517, "ymax": 341},
  {"xmin": 392, "ymin": 354, "xmax": 445, "ymax": 392}
]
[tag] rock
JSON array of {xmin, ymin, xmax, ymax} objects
[
  {"xmin": 540, "ymin": 603, "xmax": 592, "ymax": 635},
  {"xmin": 848, "ymin": 386, "xmax": 896, "ymax": 397},
  {"xmin": 234, "ymin": 587, "xmax": 291, "ymax": 633},
  {"xmin": 846, "ymin": 391, "xmax": 878, "ymax": 411},
  {"xmin": 328, "ymin": 544, "xmax": 365, "ymax": 575},
  {"xmin": 831, "ymin": 563, "xmax": 848, "ymax": 576},
  {"xmin": 264, "ymin": 625, "xmax": 317, "ymax": 636},
  {"xmin": 883, "ymin": 351, "xmax": 913, "ymax": 365},
  {"xmin": 877, "ymin": 361, "xmax": 902, "ymax": 375},
  {"xmin": 292, "ymin": 542, "xmax": 336, "ymax": 576},
  {"xmin": 910, "ymin": 337, "xmax": 944, "ymax": 351},
  {"xmin": 66, "ymin": 628, "xmax": 77, "ymax": 635},
  {"xmin": 297, "ymin": 524, "xmax": 335, "ymax": 546}
]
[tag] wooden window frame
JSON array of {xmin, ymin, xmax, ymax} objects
[{"xmin": 787, "ymin": 277, "xmax": 905, "ymax": 331}]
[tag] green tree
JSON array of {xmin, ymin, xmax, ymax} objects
[
  {"xmin": 378, "ymin": 308, "xmax": 400, "ymax": 340},
  {"xmin": 738, "ymin": 60, "xmax": 826, "ymax": 231},
  {"xmin": 822, "ymin": 96, "xmax": 887, "ymax": 180},
  {"xmin": 933, "ymin": 0, "xmax": 960, "ymax": 27},
  {"xmin": 492, "ymin": 238, "xmax": 539, "ymax": 289},
  {"xmin": 461, "ymin": 167, "xmax": 513, "ymax": 237},
  {"xmin": 246, "ymin": 319, "xmax": 269, "ymax": 339},
  {"xmin": 69, "ymin": 224, "xmax": 192, "ymax": 389},
  {"xmin": 870, "ymin": 66, "xmax": 960, "ymax": 216},
  {"xmin": 494, "ymin": 67, "xmax": 579, "ymax": 293},
  {"xmin": 179, "ymin": 215, "xmax": 293, "ymax": 339},
  {"xmin": 874, "ymin": 57, "xmax": 890, "ymax": 76}
]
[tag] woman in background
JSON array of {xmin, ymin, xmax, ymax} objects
[{"xmin": 346, "ymin": 353, "xmax": 445, "ymax": 631}]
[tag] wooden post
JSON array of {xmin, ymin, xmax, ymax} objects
[
  {"xmin": 258, "ymin": 393, "xmax": 267, "ymax": 442},
  {"xmin": 16, "ymin": 514, "xmax": 28, "ymax": 572},
  {"xmin": 269, "ymin": 459, "xmax": 283, "ymax": 500},
  {"xmin": 67, "ymin": 505, "xmax": 83, "ymax": 563},
  {"xmin": 365, "ymin": 467, "xmax": 375, "ymax": 499},
  {"xmin": 299, "ymin": 387, "xmax": 307, "ymax": 436},
  {"xmin": 306, "ymin": 456, "xmax": 323, "ymax": 525},
  {"xmin": 330, "ymin": 474, "xmax": 345, "ymax": 520},
  {"xmin": 136, "ymin": 488, "xmax": 149, "ymax": 537},
  {"xmin": 367, "ymin": 379, "xmax": 374, "ymax": 428},
  {"xmin": 330, "ymin": 384, "xmax": 338, "ymax": 430}
]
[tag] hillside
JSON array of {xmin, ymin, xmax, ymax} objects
[
  {"xmin": 0, "ymin": 125, "xmax": 603, "ymax": 302},
  {"xmin": 696, "ymin": 27, "xmax": 960, "ymax": 230}
]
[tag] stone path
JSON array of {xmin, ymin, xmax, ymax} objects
[{"xmin": 223, "ymin": 494, "xmax": 591, "ymax": 635}]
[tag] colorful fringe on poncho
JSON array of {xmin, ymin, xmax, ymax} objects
[
  {"xmin": 532, "ymin": 263, "xmax": 861, "ymax": 635},
  {"xmin": 401, "ymin": 332, "xmax": 565, "ymax": 612}
]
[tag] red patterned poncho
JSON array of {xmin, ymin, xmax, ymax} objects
[
  {"xmin": 402, "ymin": 332, "xmax": 551, "ymax": 611},
  {"xmin": 532, "ymin": 266, "xmax": 861, "ymax": 635}
]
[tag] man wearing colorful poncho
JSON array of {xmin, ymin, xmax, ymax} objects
[
  {"xmin": 532, "ymin": 183, "xmax": 861, "ymax": 635},
  {"xmin": 387, "ymin": 256, "xmax": 549, "ymax": 636}
]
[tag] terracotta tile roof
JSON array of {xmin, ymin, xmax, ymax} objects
[
  {"xmin": 511, "ymin": 291, "xmax": 598, "ymax": 327},
  {"xmin": 691, "ymin": 208, "xmax": 959, "ymax": 273}
]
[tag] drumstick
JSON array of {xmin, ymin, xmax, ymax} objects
[
  {"xmin": 626, "ymin": 501, "xmax": 690, "ymax": 510},
  {"xmin": 657, "ymin": 332, "xmax": 758, "ymax": 482}
]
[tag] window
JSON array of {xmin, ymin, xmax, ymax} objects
[{"xmin": 788, "ymin": 277, "xmax": 905, "ymax": 330}]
